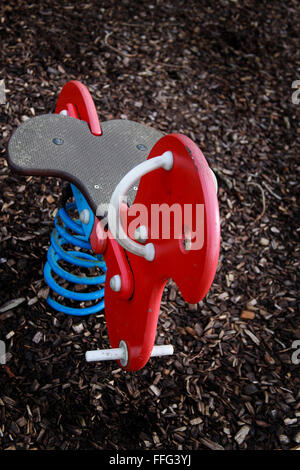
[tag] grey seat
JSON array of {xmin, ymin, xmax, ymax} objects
[{"xmin": 8, "ymin": 114, "xmax": 163, "ymax": 212}]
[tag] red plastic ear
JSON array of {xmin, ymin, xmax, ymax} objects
[{"xmin": 55, "ymin": 80, "xmax": 102, "ymax": 136}]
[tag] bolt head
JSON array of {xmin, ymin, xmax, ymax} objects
[
  {"xmin": 52, "ymin": 138, "xmax": 64, "ymax": 145},
  {"xmin": 79, "ymin": 209, "xmax": 90, "ymax": 225},
  {"xmin": 136, "ymin": 144, "xmax": 147, "ymax": 151},
  {"xmin": 110, "ymin": 274, "xmax": 121, "ymax": 292}
]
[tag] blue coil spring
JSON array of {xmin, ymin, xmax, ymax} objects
[{"xmin": 44, "ymin": 199, "xmax": 106, "ymax": 316}]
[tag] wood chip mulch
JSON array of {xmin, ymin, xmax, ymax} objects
[{"xmin": 0, "ymin": 0, "xmax": 299, "ymax": 450}]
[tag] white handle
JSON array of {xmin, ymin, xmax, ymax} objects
[
  {"xmin": 85, "ymin": 340, "xmax": 174, "ymax": 367},
  {"xmin": 108, "ymin": 151, "xmax": 173, "ymax": 261}
]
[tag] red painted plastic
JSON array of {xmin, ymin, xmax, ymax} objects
[
  {"xmin": 90, "ymin": 208, "xmax": 134, "ymax": 300},
  {"xmin": 103, "ymin": 235, "xmax": 135, "ymax": 301},
  {"xmin": 90, "ymin": 217, "xmax": 107, "ymax": 255},
  {"xmin": 104, "ymin": 134, "xmax": 220, "ymax": 371},
  {"xmin": 55, "ymin": 81, "xmax": 220, "ymax": 371},
  {"xmin": 55, "ymin": 80, "xmax": 102, "ymax": 136}
]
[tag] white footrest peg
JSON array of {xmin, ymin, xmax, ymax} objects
[{"xmin": 85, "ymin": 340, "xmax": 174, "ymax": 367}]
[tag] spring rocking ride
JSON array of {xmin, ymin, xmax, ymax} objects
[{"xmin": 7, "ymin": 81, "xmax": 220, "ymax": 371}]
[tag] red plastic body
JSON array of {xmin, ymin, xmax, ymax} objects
[
  {"xmin": 103, "ymin": 134, "xmax": 220, "ymax": 370},
  {"xmin": 56, "ymin": 81, "xmax": 220, "ymax": 371}
]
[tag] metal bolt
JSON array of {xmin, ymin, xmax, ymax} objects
[
  {"xmin": 136, "ymin": 144, "xmax": 147, "ymax": 151},
  {"xmin": 94, "ymin": 184, "xmax": 100, "ymax": 189},
  {"xmin": 110, "ymin": 274, "xmax": 121, "ymax": 292},
  {"xmin": 52, "ymin": 138, "xmax": 64, "ymax": 145},
  {"xmin": 79, "ymin": 209, "xmax": 90, "ymax": 225}
]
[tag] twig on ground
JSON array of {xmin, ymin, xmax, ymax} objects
[
  {"xmin": 104, "ymin": 31, "xmax": 137, "ymax": 58},
  {"xmin": 262, "ymin": 181, "xmax": 282, "ymax": 201},
  {"xmin": 154, "ymin": 61, "xmax": 190, "ymax": 70}
]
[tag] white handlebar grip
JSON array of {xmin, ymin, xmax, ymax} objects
[
  {"xmin": 85, "ymin": 342, "xmax": 173, "ymax": 367},
  {"xmin": 86, "ymin": 340, "xmax": 128, "ymax": 366},
  {"xmin": 108, "ymin": 151, "xmax": 173, "ymax": 261}
]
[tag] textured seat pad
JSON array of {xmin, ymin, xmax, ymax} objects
[{"xmin": 8, "ymin": 114, "xmax": 163, "ymax": 212}]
